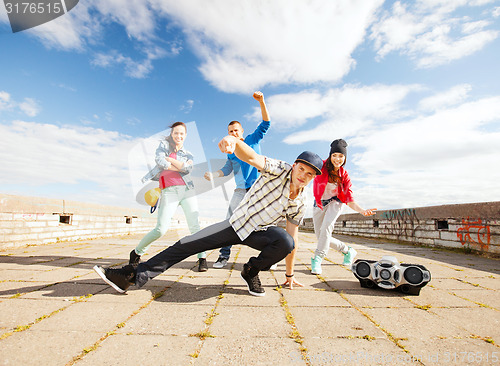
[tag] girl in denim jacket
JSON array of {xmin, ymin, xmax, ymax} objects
[
  {"xmin": 311, "ymin": 139, "xmax": 377, "ymax": 275},
  {"xmin": 131, "ymin": 122, "xmax": 207, "ymax": 271}
]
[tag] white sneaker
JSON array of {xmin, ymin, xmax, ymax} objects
[
  {"xmin": 342, "ymin": 247, "xmax": 357, "ymax": 267},
  {"xmin": 213, "ymin": 256, "xmax": 229, "ymax": 268}
]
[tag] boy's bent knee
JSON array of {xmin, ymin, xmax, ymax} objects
[{"xmin": 276, "ymin": 231, "xmax": 295, "ymax": 254}]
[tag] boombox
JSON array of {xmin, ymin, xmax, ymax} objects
[{"xmin": 351, "ymin": 256, "xmax": 431, "ymax": 295}]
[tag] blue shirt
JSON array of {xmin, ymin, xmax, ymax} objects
[{"xmin": 220, "ymin": 120, "xmax": 270, "ymax": 189}]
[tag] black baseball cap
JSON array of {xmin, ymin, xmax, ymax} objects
[{"xmin": 295, "ymin": 151, "xmax": 323, "ymax": 175}]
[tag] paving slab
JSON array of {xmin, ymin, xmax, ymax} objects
[
  {"xmin": 117, "ymin": 302, "xmax": 214, "ymax": 336},
  {"xmin": 1, "ymin": 230, "xmax": 499, "ymax": 366},
  {"xmin": 291, "ymin": 306, "xmax": 386, "ymax": 339},
  {"xmin": 302, "ymin": 338, "xmax": 409, "ymax": 366},
  {"xmin": 210, "ymin": 305, "xmax": 290, "ymax": 338},
  {"xmin": 199, "ymin": 337, "xmax": 306, "ymax": 366},
  {"xmin": 399, "ymin": 337, "xmax": 499, "ymax": 366},
  {"xmin": 0, "ymin": 330, "xmax": 105, "ymax": 366},
  {"xmin": 76, "ymin": 334, "xmax": 199, "ymax": 366},
  {"xmin": 0, "ymin": 298, "xmax": 70, "ymax": 330}
]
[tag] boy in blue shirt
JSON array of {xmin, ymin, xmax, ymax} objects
[{"xmin": 204, "ymin": 91, "xmax": 270, "ymax": 268}]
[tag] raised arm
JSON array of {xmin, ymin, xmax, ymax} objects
[
  {"xmin": 218, "ymin": 136, "xmax": 266, "ymax": 171},
  {"xmin": 253, "ymin": 91, "xmax": 270, "ymax": 122}
]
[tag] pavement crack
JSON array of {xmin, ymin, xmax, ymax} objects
[{"xmin": 189, "ymin": 247, "xmax": 241, "ymax": 364}]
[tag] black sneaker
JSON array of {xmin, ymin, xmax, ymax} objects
[
  {"xmin": 129, "ymin": 250, "xmax": 141, "ymax": 267},
  {"xmin": 240, "ymin": 263, "xmax": 265, "ymax": 297},
  {"xmin": 93, "ymin": 264, "xmax": 135, "ymax": 293},
  {"xmin": 197, "ymin": 258, "xmax": 208, "ymax": 272}
]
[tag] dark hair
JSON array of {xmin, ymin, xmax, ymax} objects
[
  {"xmin": 228, "ymin": 120, "xmax": 241, "ymax": 127},
  {"xmin": 165, "ymin": 122, "xmax": 187, "ymax": 151},
  {"xmin": 169, "ymin": 121, "xmax": 187, "ymax": 131},
  {"xmin": 325, "ymin": 158, "xmax": 341, "ymax": 185}
]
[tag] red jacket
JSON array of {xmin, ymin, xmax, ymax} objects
[{"xmin": 313, "ymin": 160, "xmax": 354, "ymax": 209}]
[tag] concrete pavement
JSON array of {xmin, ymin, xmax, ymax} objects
[{"xmin": 1, "ymin": 228, "xmax": 499, "ymax": 365}]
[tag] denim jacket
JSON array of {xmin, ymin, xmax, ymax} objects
[{"xmin": 141, "ymin": 140, "xmax": 195, "ymax": 189}]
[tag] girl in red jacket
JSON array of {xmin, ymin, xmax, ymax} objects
[{"xmin": 311, "ymin": 139, "xmax": 377, "ymax": 275}]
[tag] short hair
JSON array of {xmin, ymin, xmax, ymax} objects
[{"xmin": 228, "ymin": 120, "xmax": 242, "ymax": 127}]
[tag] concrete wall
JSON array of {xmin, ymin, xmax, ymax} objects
[
  {"xmin": 0, "ymin": 193, "xmax": 163, "ymax": 249},
  {"xmin": 3, "ymin": 193, "xmax": 499, "ymax": 255},
  {"xmin": 302, "ymin": 201, "xmax": 500, "ymax": 255}
]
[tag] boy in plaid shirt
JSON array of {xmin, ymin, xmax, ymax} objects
[{"xmin": 95, "ymin": 137, "xmax": 323, "ymax": 297}]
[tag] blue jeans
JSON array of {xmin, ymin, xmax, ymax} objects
[
  {"xmin": 135, "ymin": 220, "xmax": 294, "ymax": 288},
  {"xmin": 135, "ymin": 185, "xmax": 205, "ymax": 259},
  {"xmin": 219, "ymin": 188, "xmax": 247, "ymax": 258}
]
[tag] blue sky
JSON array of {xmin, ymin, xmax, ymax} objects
[{"xmin": 1, "ymin": 0, "xmax": 499, "ymax": 219}]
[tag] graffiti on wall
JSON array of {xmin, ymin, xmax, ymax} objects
[
  {"xmin": 382, "ymin": 209, "xmax": 419, "ymax": 238},
  {"xmin": 457, "ymin": 217, "xmax": 490, "ymax": 251}
]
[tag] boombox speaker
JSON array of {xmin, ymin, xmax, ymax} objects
[{"xmin": 351, "ymin": 255, "xmax": 431, "ymax": 295}]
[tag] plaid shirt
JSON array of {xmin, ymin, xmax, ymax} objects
[{"xmin": 229, "ymin": 157, "xmax": 306, "ymax": 241}]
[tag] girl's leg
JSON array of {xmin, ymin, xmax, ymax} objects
[
  {"xmin": 314, "ymin": 201, "xmax": 347, "ymax": 258},
  {"xmin": 135, "ymin": 187, "xmax": 180, "ymax": 256},
  {"xmin": 311, "ymin": 205, "xmax": 328, "ymax": 274},
  {"xmin": 178, "ymin": 187, "xmax": 205, "ymax": 259},
  {"xmin": 312, "ymin": 205, "xmax": 327, "ymax": 247}
]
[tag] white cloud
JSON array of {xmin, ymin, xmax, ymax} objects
[
  {"xmin": 462, "ymin": 20, "xmax": 491, "ymax": 34},
  {"xmin": 261, "ymin": 85, "xmax": 500, "ymax": 209},
  {"xmin": 27, "ymin": 0, "xmax": 100, "ymax": 51},
  {"xmin": 18, "ymin": 98, "xmax": 41, "ymax": 117},
  {"xmin": 418, "ymin": 84, "xmax": 472, "ymax": 111},
  {"xmin": 26, "ymin": 0, "xmax": 156, "ymax": 50},
  {"xmin": 274, "ymin": 84, "xmax": 418, "ymax": 143},
  {"xmin": 0, "ymin": 120, "xmax": 139, "ymax": 206},
  {"xmin": 24, "ymin": 1, "xmax": 170, "ymax": 78},
  {"xmin": 415, "ymin": 27, "xmax": 498, "ymax": 68},
  {"xmin": 0, "ymin": 91, "xmax": 13, "ymax": 111},
  {"xmin": 127, "ymin": 117, "xmax": 142, "ymax": 126},
  {"xmin": 0, "ymin": 92, "xmax": 41, "ymax": 117},
  {"xmin": 7, "ymin": 0, "xmax": 499, "ymax": 88},
  {"xmin": 91, "ymin": 0, "xmax": 156, "ymax": 42},
  {"xmin": 180, "ymin": 99, "xmax": 194, "ymax": 113},
  {"xmin": 0, "ymin": 120, "xmax": 230, "ymax": 214},
  {"xmin": 349, "ymin": 96, "xmax": 500, "ymax": 209},
  {"xmin": 247, "ymin": 91, "xmax": 328, "ymax": 130},
  {"xmin": 91, "ymin": 51, "xmax": 154, "ymax": 78},
  {"xmin": 91, "ymin": 46, "xmax": 167, "ymax": 78},
  {"xmin": 152, "ymin": 0, "xmax": 384, "ymax": 93},
  {"xmin": 371, "ymin": 1, "xmax": 499, "ymax": 68},
  {"xmin": 55, "ymin": 83, "xmax": 77, "ymax": 92}
]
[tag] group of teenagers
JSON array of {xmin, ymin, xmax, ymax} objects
[{"xmin": 94, "ymin": 92, "xmax": 376, "ymax": 297}]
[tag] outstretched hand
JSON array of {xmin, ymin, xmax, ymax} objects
[
  {"xmin": 218, "ymin": 135, "xmax": 237, "ymax": 154},
  {"xmin": 361, "ymin": 208, "xmax": 377, "ymax": 216},
  {"xmin": 282, "ymin": 275, "xmax": 304, "ymax": 290}
]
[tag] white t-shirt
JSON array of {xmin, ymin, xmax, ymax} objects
[{"xmin": 321, "ymin": 182, "xmax": 338, "ymax": 200}]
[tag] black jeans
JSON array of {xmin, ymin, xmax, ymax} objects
[{"xmin": 135, "ymin": 220, "xmax": 295, "ymax": 287}]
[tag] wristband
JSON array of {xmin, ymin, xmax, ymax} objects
[{"xmin": 285, "ymin": 274, "xmax": 294, "ymax": 278}]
